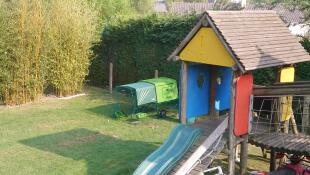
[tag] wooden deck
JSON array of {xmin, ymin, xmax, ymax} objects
[
  {"xmin": 249, "ymin": 120, "xmax": 310, "ymax": 156},
  {"xmin": 169, "ymin": 117, "xmax": 228, "ymax": 175},
  {"xmin": 249, "ymin": 132, "xmax": 310, "ymax": 156}
]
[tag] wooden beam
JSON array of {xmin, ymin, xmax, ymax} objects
[
  {"xmin": 209, "ymin": 66, "xmax": 219, "ymax": 118},
  {"xmin": 270, "ymin": 149, "xmax": 277, "ymax": 171},
  {"xmin": 240, "ymin": 94, "xmax": 253, "ymax": 175},
  {"xmin": 180, "ymin": 61, "xmax": 188, "ymax": 124},
  {"xmin": 274, "ymin": 81, "xmax": 310, "ymax": 85},
  {"xmin": 269, "ymin": 68, "xmax": 281, "ymax": 171},
  {"xmin": 253, "ymin": 84, "xmax": 310, "ymax": 96},
  {"xmin": 228, "ymin": 73, "xmax": 237, "ymax": 175},
  {"xmin": 240, "ymin": 134, "xmax": 248, "ymax": 175}
]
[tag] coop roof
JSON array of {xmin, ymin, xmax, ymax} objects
[{"xmin": 168, "ymin": 11, "xmax": 310, "ymax": 72}]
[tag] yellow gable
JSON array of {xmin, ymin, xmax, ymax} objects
[{"xmin": 179, "ymin": 27, "xmax": 235, "ymax": 67}]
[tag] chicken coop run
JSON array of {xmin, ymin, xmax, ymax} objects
[{"xmin": 113, "ymin": 77, "xmax": 178, "ymax": 118}]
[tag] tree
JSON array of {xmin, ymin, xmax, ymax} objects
[{"xmin": 248, "ymin": 0, "xmax": 310, "ymax": 19}]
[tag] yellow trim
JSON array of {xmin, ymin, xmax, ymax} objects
[
  {"xmin": 280, "ymin": 67, "xmax": 295, "ymax": 122},
  {"xmin": 179, "ymin": 27, "xmax": 235, "ymax": 67}
]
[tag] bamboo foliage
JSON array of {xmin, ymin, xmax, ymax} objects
[
  {"xmin": 0, "ymin": 0, "xmax": 98, "ymax": 105},
  {"xmin": 45, "ymin": 0, "xmax": 97, "ymax": 97}
]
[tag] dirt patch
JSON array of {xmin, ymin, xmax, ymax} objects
[{"xmin": 58, "ymin": 132, "xmax": 100, "ymax": 147}]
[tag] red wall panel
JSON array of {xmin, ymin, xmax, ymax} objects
[{"xmin": 234, "ymin": 74, "xmax": 253, "ymax": 136}]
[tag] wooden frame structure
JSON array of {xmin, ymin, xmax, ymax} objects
[{"xmin": 168, "ymin": 11, "xmax": 310, "ymax": 175}]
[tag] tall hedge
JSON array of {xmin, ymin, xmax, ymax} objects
[
  {"xmin": 0, "ymin": 0, "xmax": 46, "ymax": 105},
  {"xmin": 296, "ymin": 38, "xmax": 310, "ymax": 81},
  {"xmin": 44, "ymin": 0, "xmax": 97, "ymax": 97},
  {"xmin": 0, "ymin": 0, "xmax": 98, "ymax": 105},
  {"xmin": 88, "ymin": 14, "xmax": 198, "ymax": 86},
  {"xmin": 89, "ymin": 14, "xmax": 310, "ymax": 87}
]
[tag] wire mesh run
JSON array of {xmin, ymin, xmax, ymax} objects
[{"xmin": 251, "ymin": 95, "xmax": 310, "ymax": 135}]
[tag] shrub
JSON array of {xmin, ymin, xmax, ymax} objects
[
  {"xmin": 44, "ymin": 0, "xmax": 98, "ymax": 96},
  {"xmin": 0, "ymin": 0, "xmax": 45, "ymax": 105},
  {"xmin": 88, "ymin": 14, "xmax": 310, "ymax": 87},
  {"xmin": 0, "ymin": 0, "xmax": 98, "ymax": 105},
  {"xmin": 296, "ymin": 38, "xmax": 310, "ymax": 81}
]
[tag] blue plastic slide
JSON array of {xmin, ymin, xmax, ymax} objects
[{"xmin": 133, "ymin": 124, "xmax": 202, "ymax": 175}]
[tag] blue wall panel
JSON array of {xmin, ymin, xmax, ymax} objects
[
  {"xmin": 186, "ymin": 64, "xmax": 210, "ymax": 122},
  {"xmin": 215, "ymin": 67, "xmax": 232, "ymax": 111},
  {"xmin": 178, "ymin": 64, "xmax": 232, "ymax": 123}
]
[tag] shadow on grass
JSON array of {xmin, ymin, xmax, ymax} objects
[
  {"xmin": 86, "ymin": 103, "xmax": 180, "ymax": 123},
  {"xmin": 20, "ymin": 128, "xmax": 157, "ymax": 175},
  {"xmin": 86, "ymin": 104, "xmax": 118, "ymax": 118}
]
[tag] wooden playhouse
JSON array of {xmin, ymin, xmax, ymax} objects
[{"xmin": 167, "ymin": 11, "xmax": 310, "ymax": 175}]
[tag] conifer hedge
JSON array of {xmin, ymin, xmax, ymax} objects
[
  {"xmin": 88, "ymin": 14, "xmax": 198, "ymax": 86},
  {"xmin": 0, "ymin": 0, "xmax": 98, "ymax": 105},
  {"xmin": 88, "ymin": 14, "xmax": 310, "ymax": 87}
]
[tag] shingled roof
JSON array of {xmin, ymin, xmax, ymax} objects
[
  {"xmin": 168, "ymin": 11, "xmax": 310, "ymax": 72},
  {"xmin": 169, "ymin": 3, "xmax": 306, "ymax": 25}
]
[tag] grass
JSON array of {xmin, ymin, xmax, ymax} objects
[{"xmin": 0, "ymin": 87, "xmax": 269, "ymax": 175}]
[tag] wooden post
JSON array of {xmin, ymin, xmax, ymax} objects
[
  {"xmin": 270, "ymin": 68, "xmax": 281, "ymax": 171},
  {"xmin": 290, "ymin": 114, "xmax": 299, "ymax": 135},
  {"xmin": 154, "ymin": 70, "xmax": 159, "ymax": 78},
  {"xmin": 109, "ymin": 62, "xmax": 113, "ymax": 93},
  {"xmin": 240, "ymin": 94, "xmax": 253, "ymax": 175},
  {"xmin": 270, "ymin": 149, "xmax": 277, "ymax": 171},
  {"xmin": 240, "ymin": 134, "xmax": 248, "ymax": 175},
  {"xmin": 209, "ymin": 66, "xmax": 219, "ymax": 119},
  {"xmin": 228, "ymin": 73, "xmax": 236, "ymax": 175},
  {"xmin": 180, "ymin": 61, "xmax": 188, "ymax": 124},
  {"xmin": 302, "ymin": 96, "xmax": 310, "ymax": 133}
]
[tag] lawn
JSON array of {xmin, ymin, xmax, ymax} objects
[{"xmin": 0, "ymin": 87, "xmax": 269, "ymax": 175}]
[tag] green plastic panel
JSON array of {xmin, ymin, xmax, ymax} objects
[
  {"xmin": 119, "ymin": 82, "xmax": 156, "ymax": 106},
  {"xmin": 141, "ymin": 77, "xmax": 178, "ymax": 103}
]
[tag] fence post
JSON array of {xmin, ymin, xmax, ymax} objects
[
  {"xmin": 155, "ymin": 70, "xmax": 159, "ymax": 78},
  {"xmin": 109, "ymin": 62, "xmax": 113, "ymax": 93}
]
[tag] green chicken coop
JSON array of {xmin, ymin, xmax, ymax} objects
[{"xmin": 114, "ymin": 77, "xmax": 178, "ymax": 118}]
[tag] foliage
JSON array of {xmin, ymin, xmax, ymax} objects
[
  {"xmin": 296, "ymin": 38, "xmax": 310, "ymax": 81},
  {"xmin": 44, "ymin": 0, "xmax": 98, "ymax": 97},
  {"xmin": 88, "ymin": 14, "xmax": 198, "ymax": 86},
  {"xmin": 88, "ymin": 13, "xmax": 310, "ymax": 87},
  {"xmin": 87, "ymin": 0, "xmax": 154, "ymax": 26},
  {"xmin": 213, "ymin": 0, "xmax": 243, "ymax": 10},
  {"xmin": 0, "ymin": 0, "xmax": 46, "ymax": 104},
  {"xmin": 0, "ymin": 0, "xmax": 98, "ymax": 105},
  {"xmin": 248, "ymin": 0, "xmax": 310, "ymax": 19},
  {"xmin": 166, "ymin": 0, "xmax": 210, "ymax": 4}
]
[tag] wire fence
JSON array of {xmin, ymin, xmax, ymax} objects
[{"xmin": 251, "ymin": 96, "xmax": 310, "ymax": 135}]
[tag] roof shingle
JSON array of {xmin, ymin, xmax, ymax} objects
[{"xmin": 169, "ymin": 2, "xmax": 306, "ymax": 25}]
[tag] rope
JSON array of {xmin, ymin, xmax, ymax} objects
[{"xmin": 251, "ymin": 95, "xmax": 310, "ymax": 137}]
